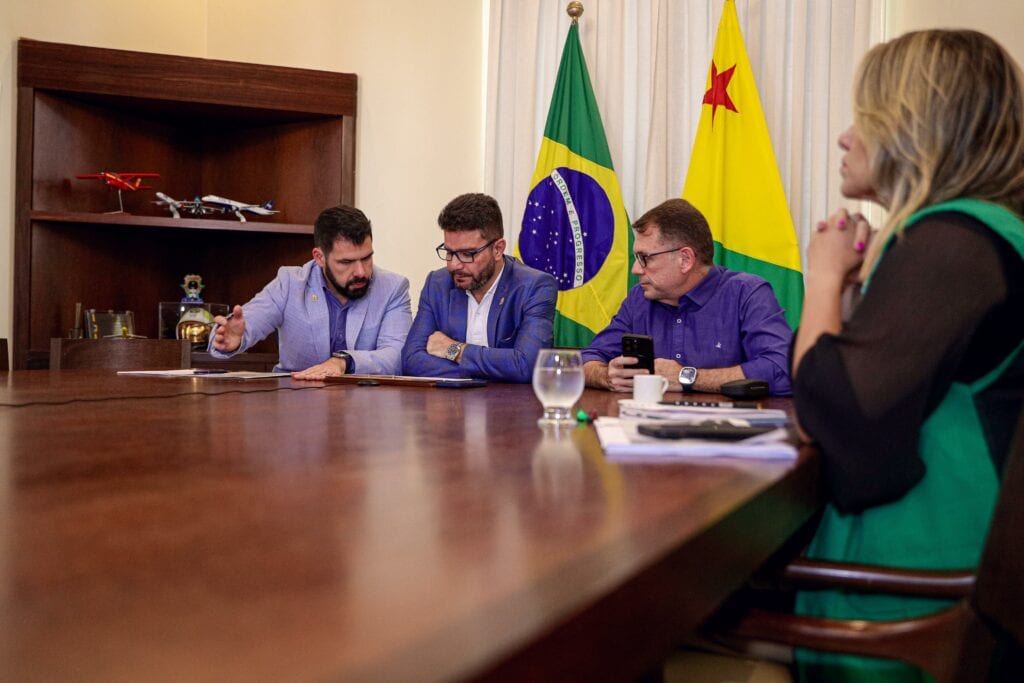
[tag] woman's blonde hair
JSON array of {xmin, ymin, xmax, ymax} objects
[{"xmin": 855, "ymin": 30, "xmax": 1024, "ymax": 278}]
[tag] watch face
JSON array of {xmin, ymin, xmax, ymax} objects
[
  {"xmin": 679, "ymin": 366, "xmax": 697, "ymax": 384},
  {"xmin": 446, "ymin": 343, "xmax": 461, "ymax": 360}
]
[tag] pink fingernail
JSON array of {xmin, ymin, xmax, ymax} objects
[
  {"xmin": 855, "ymin": 240, "xmax": 866, "ymax": 252},
  {"xmin": 816, "ymin": 221, "xmax": 827, "ymax": 232},
  {"xmin": 838, "ymin": 218, "xmax": 847, "ymax": 230}
]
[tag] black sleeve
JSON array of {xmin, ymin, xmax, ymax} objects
[{"xmin": 794, "ymin": 213, "xmax": 1019, "ymax": 513}]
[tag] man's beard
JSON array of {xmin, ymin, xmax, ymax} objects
[
  {"xmin": 451, "ymin": 258, "xmax": 496, "ymax": 292},
  {"xmin": 324, "ymin": 267, "xmax": 371, "ymax": 300}
]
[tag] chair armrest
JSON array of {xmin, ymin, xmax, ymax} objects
[
  {"xmin": 782, "ymin": 558, "xmax": 975, "ymax": 599},
  {"xmin": 726, "ymin": 603, "xmax": 970, "ymax": 680}
]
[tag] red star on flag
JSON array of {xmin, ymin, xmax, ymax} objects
[{"xmin": 703, "ymin": 61, "xmax": 738, "ymax": 126}]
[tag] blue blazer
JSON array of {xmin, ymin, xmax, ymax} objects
[
  {"xmin": 209, "ymin": 261, "xmax": 412, "ymax": 373},
  {"xmin": 402, "ymin": 255, "xmax": 557, "ymax": 383}
]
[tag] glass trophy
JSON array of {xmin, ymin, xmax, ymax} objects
[{"xmin": 158, "ymin": 274, "xmax": 228, "ymax": 346}]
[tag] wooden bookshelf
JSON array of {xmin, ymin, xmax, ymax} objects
[{"xmin": 14, "ymin": 39, "xmax": 357, "ymax": 368}]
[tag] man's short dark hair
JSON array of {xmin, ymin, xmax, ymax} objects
[
  {"xmin": 314, "ymin": 205, "xmax": 372, "ymax": 252},
  {"xmin": 632, "ymin": 198, "xmax": 714, "ymax": 265},
  {"xmin": 437, "ymin": 193, "xmax": 504, "ymax": 241}
]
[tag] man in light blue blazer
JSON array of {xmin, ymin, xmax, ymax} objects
[
  {"xmin": 402, "ymin": 193, "xmax": 557, "ymax": 383},
  {"xmin": 210, "ymin": 206, "xmax": 411, "ymax": 378}
]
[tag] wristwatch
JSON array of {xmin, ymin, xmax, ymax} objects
[
  {"xmin": 445, "ymin": 342, "xmax": 464, "ymax": 362},
  {"xmin": 678, "ymin": 366, "xmax": 698, "ymax": 392},
  {"xmin": 331, "ymin": 350, "xmax": 354, "ymax": 374}
]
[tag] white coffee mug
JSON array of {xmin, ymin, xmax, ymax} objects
[{"xmin": 633, "ymin": 374, "xmax": 669, "ymax": 404}]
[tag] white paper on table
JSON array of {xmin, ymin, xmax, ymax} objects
[{"xmin": 116, "ymin": 369, "xmax": 286, "ymax": 380}]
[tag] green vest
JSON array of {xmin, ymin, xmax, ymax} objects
[{"xmin": 796, "ymin": 199, "xmax": 1024, "ymax": 683}]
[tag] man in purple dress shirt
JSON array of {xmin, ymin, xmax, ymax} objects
[{"xmin": 582, "ymin": 199, "xmax": 793, "ymax": 395}]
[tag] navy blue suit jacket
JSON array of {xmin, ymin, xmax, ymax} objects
[{"xmin": 402, "ymin": 256, "xmax": 557, "ymax": 383}]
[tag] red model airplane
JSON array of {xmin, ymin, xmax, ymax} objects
[
  {"xmin": 77, "ymin": 171, "xmax": 161, "ymax": 191},
  {"xmin": 77, "ymin": 171, "xmax": 161, "ymax": 212}
]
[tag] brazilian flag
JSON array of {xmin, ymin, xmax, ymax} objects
[{"xmin": 516, "ymin": 21, "xmax": 632, "ymax": 348}]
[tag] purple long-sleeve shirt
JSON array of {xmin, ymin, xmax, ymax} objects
[{"xmin": 581, "ymin": 266, "xmax": 793, "ymax": 395}]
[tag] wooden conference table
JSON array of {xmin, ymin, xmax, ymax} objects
[{"xmin": 0, "ymin": 370, "xmax": 820, "ymax": 682}]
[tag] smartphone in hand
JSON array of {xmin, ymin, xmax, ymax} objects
[{"xmin": 621, "ymin": 334, "xmax": 655, "ymax": 374}]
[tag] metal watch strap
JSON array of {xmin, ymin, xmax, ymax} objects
[{"xmin": 445, "ymin": 342, "xmax": 463, "ymax": 361}]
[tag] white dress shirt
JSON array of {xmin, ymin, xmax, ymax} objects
[{"xmin": 465, "ymin": 263, "xmax": 507, "ymax": 347}]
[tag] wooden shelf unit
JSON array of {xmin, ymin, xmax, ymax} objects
[{"xmin": 14, "ymin": 39, "xmax": 357, "ymax": 369}]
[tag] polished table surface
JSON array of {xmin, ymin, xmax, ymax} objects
[{"xmin": 0, "ymin": 371, "xmax": 819, "ymax": 682}]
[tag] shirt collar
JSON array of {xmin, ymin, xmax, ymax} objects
[
  {"xmin": 675, "ymin": 264, "xmax": 723, "ymax": 309},
  {"xmin": 323, "ymin": 283, "xmax": 352, "ymax": 310}
]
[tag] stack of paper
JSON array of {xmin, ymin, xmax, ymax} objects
[
  {"xmin": 596, "ymin": 414, "xmax": 797, "ymax": 462},
  {"xmin": 617, "ymin": 399, "xmax": 788, "ymax": 427}
]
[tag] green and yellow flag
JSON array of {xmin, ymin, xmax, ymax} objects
[
  {"xmin": 683, "ymin": 0, "xmax": 803, "ymax": 327},
  {"xmin": 516, "ymin": 21, "xmax": 631, "ymax": 347}
]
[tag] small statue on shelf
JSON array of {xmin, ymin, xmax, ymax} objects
[
  {"xmin": 180, "ymin": 274, "xmax": 205, "ymax": 303},
  {"xmin": 176, "ymin": 274, "xmax": 215, "ymax": 344}
]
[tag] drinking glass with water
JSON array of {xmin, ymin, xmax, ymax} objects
[{"xmin": 532, "ymin": 349, "xmax": 585, "ymax": 424}]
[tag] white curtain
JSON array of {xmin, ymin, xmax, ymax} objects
[{"xmin": 485, "ymin": 0, "xmax": 886, "ymax": 268}]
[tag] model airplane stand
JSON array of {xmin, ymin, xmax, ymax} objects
[{"xmin": 77, "ymin": 171, "xmax": 161, "ymax": 213}]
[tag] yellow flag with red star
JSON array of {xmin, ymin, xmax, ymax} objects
[{"xmin": 683, "ymin": 0, "xmax": 803, "ymax": 327}]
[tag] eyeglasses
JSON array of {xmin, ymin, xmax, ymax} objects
[
  {"xmin": 436, "ymin": 239, "xmax": 497, "ymax": 263},
  {"xmin": 633, "ymin": 246, "xmax": 681, "ymax": 269}
]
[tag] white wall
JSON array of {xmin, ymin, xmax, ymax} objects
[
  {"xmin": 886, "ymin": 0, "xmax": 1024, "ymax": 66},
  {"xmin": 204, "ymin": 0, "xmax": 484, "ymax": 300},
  {"xmin": 0, "ymin": 0, "xmax": 484, "ymax": 342}
]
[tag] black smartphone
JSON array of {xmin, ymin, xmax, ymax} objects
[
  {"xmin": 435, "ymin": 379, "xmax": 487, "ymax": 389},
  {"xmin": 621, "ymin": 334, "xmax": 655, "ymax": 374},
  {"xmin": 637, "ymin": 420, "xmax": 774, "ymax": 441}
]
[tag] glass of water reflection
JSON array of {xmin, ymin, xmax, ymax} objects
[{"xmin": 532, "ymin": 349, "xmax": 585, "ymax": 424}]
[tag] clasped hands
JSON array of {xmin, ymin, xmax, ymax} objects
[{"xmin": 808, "ymin": 209, "xmax": 875, "ymax": 286}]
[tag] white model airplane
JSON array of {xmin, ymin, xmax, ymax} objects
[
  {"xmin": 201, "ymin": 195, "xmax": 278, "ymax": 222},
  {"xmin": 154, "ymin": 192, "xmax": 217, "ymax": 218}
]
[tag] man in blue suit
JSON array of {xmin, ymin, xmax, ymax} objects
[
  {"xmin": 402, "ymin": 193, "xmax": 557, "ymax": 383},
  {"xmin": 210, "ymin": 205, "xmax": 411, "ymax": 378}
]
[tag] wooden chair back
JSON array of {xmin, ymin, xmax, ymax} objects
[
  {"xmin": 717, "ymin": 408, "xmax": 1024, "ymax": 682},
  {"xmin": 962, "ymin": 409, "xmax": 1024, "ymax": 680},
  {"xmin": 50, "ymin": 338, "xmax": 191, "ymax": 370}
]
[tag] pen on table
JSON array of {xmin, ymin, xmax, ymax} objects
[
  {"xmin": 659, "ymin": 399, "xmax": 762, "ymax": 409},
  {"xmin": 193, "ymin": 369, "xmax": 228, "ymax": 375}
]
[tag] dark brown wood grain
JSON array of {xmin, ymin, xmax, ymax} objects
[
  {"xmin": 50, "ymin": 338, "xmax": 192, "ymax": 370},
  {"xmin": 0, "ymin": 377, "xmax": 820, "ymax": 682},
  {"xmin": 17, "ymin": 39, "xmax": 357, "ymax": 116},
  {"xmin": 13, "ymin": 39, "xmax": 356, "ymax": 369}
]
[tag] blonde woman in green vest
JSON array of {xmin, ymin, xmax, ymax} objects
[{"xmin": 792, "ymin": 30, "xmax": 1024, "ymax": 683}]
